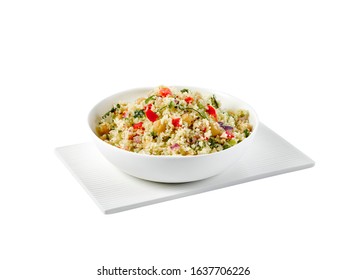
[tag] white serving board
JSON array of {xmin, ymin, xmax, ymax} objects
[{"xmin": 55, "ymin": 123, "xmax": 314, "ymax": 214}]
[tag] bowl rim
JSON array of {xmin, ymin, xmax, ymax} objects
[{"xmin": 88, "ymin": 86, "xmax": 259, "ymax": 159}]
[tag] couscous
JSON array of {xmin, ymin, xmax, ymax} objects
[{"xmin": 97, "ymin": 86, "xmax": 252, "ymax": 155}]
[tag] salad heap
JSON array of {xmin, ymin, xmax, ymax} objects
[{"xmin": 97, "ymin": 86, "xmax": 252, "ymax": 155}]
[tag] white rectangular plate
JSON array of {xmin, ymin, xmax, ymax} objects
[{"xmin": 55, "ymin": 123, "xmax": 314, "ymax": 214}]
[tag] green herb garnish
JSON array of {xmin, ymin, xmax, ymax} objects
[
  {"xmin": 145, "ymin": 95, "xmax": 156, "ymax": 104},
  {"xmin": 208, "ymin": 137, "xmax": 218, "ymax": 148},
  {"xmin": 211, "ymin": 94, "xmax": 219, "ymax": 109},
  {"xmin": 157, "ymin": 105, "xmax": 167, "ymax": 113},
  {"xmin": 150, "ymin": 131, "xmax": 157, "ymax": 138},
  {"xmin": 188, "ymin": 107, "xmax": 207, "ymax": 119},
  {"xmin": 102, "ymin": 107, "xmax": 117, "ymax": 119},
  {"xmin": 177, "ymin": 105, "xmax": 207, "ymax": 119},
  {"xmin": 223, "ymin": 139, "xmax": 237, "ymax": 149},
  {"xmin": 134, "ymin": 109, "xmax": 145, "ymax": 118},
  {"xmin": 180, "ymin": 88, "xmax": 189, "ymax": 93},
  {"xmin": 244, "ymin": 129, "xmax": 250, "ymax": 138},
  {"xmin": 197, "ymin": 102, "xmax": 205, "ymax": 109}
]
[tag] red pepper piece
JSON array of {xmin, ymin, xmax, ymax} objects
[
  {"xmin": 172, "ymin": 118, "xmax": 181, "ymax": 127},
  {"xmin": 159, "ymin": 87, "xmax": 172, "ymax": 97},
  {"xmin": 226, "ymin": 130, "xmax": 234, "ymax": 139},
  {"xmin": 184, "ymin": 96, "xmax": 193, "ymax": 103},
  {"xmin": 144, "ymin": 103, "xmax": 152, "ymax": 110},
  {"xmin": 206, "ymin": 105, "xmax": 218, "ymax": 121},
  {"xmin": 133, "ymin": 122, "xmax": 143, "ymax": 129},
  {"xmin": 146, "ymin": 109, "xmax": 158, "ymax": 122}
]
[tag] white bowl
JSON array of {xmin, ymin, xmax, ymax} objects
[{"xmin": 88, "ymin": 86, "xmax": 259, "ymax": 183}]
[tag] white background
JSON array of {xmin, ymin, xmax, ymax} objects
[{"xmin": 1, "ymin": 1, "xmax": 346, "ymax": 279}]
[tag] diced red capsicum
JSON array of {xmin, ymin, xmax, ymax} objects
[
  {"xmin": 146, "ymin": 108, "xmax": 158, "ymax": 122},
  {"xmin": 172, "ymin": 118, "xmax": 181, "ymax": 127},
  {"xmin": 144, "ymin": 103, "xmax": 152, "ymax": 111},
  {"xmin": 184, "ymin": 96, "xmax": 193, "ymax": 103},
  {"xmin": 133, "ymin": 122, "xmax": 144, "ymax": 129},
  {"xmin": 159, "ymin": 87, "xmax": 172, "ymax": 97},
  {"xmin": 226, "ymin": 130, "xmax": 234, "ymax": 139},
  {"xmin": 206, "ymin": 105, "xmax": 218, "ymax": 121}
]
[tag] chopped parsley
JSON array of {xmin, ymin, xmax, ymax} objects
[
  {"xmin": 208, "ymin": 137, "xmax": 219, "ymax": 148},
  {"xmin": 102, "ymin": 107, "xmax": 117, "ymax": 119},
  {"xmin": 134, "ymin": 109, "xmax": 145, "ymax": 118},
  {"xmin": 178, "ymin": 105, "xmax": 207, "ymax": 119},
  {"xmin": 211, "ymin": 94, "xmax": 219, "ymax": 109},
  {"xmin": 145, "ymin": 95, "xmax": 156, "ymax": 104},
  {"xmin": 157, "ymin": 105, "xmax": 167, "ymax": 113},
  {"xmin": 244, "ymin": 129, "xmax": 250, "ymax": 138},
  {"xmin": 180, "ymin": 88, "xmax": 189, "ymax": 93}
]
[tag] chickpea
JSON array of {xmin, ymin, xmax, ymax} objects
[
  {"xmin": 97, "ymin": 123, "xmax": 110, "ymax": 136},
  {"xmin": 153, "ymin": 120, "xmax": 166, "ymax": 134},
  {"xmin": 210, "ymin": 122, "xmax": 222, "ymax": 136},
  {"xmin": 182, "ymin": 113, "xmax": 194, "ymax": 126}
]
